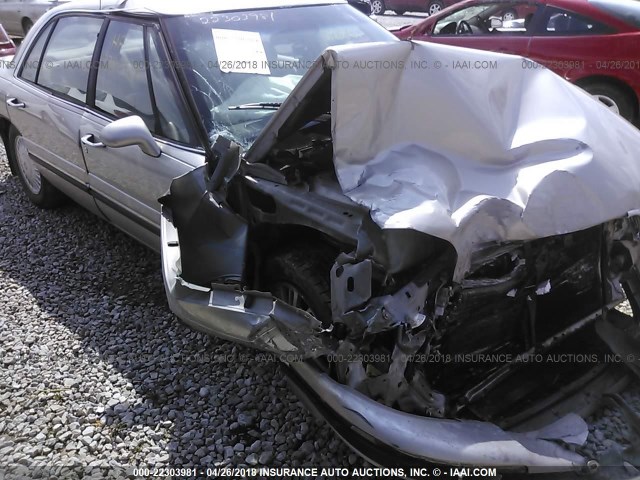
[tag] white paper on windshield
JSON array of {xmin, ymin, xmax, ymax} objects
[{"xmin": 211, "ymin": 29, "xmax": 270, "ymax": 75}]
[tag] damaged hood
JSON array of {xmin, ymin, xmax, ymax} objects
[{"xmin": 249, "ymin": 41, "xmax": 640, "ymax": 279}]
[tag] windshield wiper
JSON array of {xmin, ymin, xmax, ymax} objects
[{"xmin": 228, "ymin": 102, "xmax": 281, "ymax": 111}]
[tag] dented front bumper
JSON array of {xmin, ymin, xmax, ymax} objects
[{"xmin": 287, "ymin": 361, "xmax": 589, "ymax": 473}]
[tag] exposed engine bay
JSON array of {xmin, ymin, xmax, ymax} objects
[
  {"xmin": 164, "ymin": 108, "xmax": 640, "ymax": 434},
  {"xmin": 240, "ymin": 113, "xmax": 640, "ymax": 431}
]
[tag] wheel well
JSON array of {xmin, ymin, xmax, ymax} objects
[
  {"xmin": 0, "ymin": 117, "xmax": 16, "ymax": 175},
  {"xmin": 246, "ymin": 223, "xmax": 343, "ymax": 290},
  {"xmin": 574, "ymin": 75, "xmax": 639, "ymax": 120}
]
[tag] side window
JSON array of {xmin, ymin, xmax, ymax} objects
[
  {"xmin": 93, "ymin": 22, "xmax": 197, "ymax": 145},
  {"xmin": 434, "ymin": 3, "xmax": 538, "ymax": 35},
  {"xmin": 147, "ymin": 29, "xmax": 197, "ymax": 145},
  {"xmin": 94, "ymin": 21, "xmax": 154, "ymax": 129},
  {"xmin": 19, "ymin": 21, "xmax": 52, "ymax": 83},
  {"xmin": 434, "ymin": 6, "xmax": 487, "ymax": 34},
  {"xmin": 541, "ymin": 7, "xmax": 613, "ymax": 34},
  {"xmin": 36, "ymin": 16, "xmax": 103, "ymax": 102}
]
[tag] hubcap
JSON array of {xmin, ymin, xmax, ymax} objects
[
  {"xmin": 502, "ymin": 11, "xmax": 515, "ymax": 21},
  {"xmin": 429, "ymin": 2, "xmax": 442, "ymax": 15},
  {"xmin": 15, "ymin": 135, "xmax": 41, "ymax": 194},
  {"xmin": 592, "ymin": 94, "xmax": 620, "ymax": 115},
  {"xmin": 371, "ymin": 0, "xmax": 383, "ymax": 14}
]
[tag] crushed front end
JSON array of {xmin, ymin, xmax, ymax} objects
[{"xmin": 159, "ymin": 41, "xmax": 640, "ymax": 472}]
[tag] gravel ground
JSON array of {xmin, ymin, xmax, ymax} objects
[
  {"xmin": 0, "ymin": 142, "xmax": 640, "ymax": 480},
  {"xmin": 0, "ymin": 146, "xmax": 365, "ymax": 478}
]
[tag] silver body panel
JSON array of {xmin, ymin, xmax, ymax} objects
[
  {"xmin": 79, "ymin": 110, "xmax": 202, "ymax": 250},
  {"xmin": 0, "ymin": 2, "xmax": 210, "ymax": 249}
]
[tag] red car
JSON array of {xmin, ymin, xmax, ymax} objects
[
  {"xmin": 395, "ymin": 0, "xmax": 640, "ymax": 123},
  {"xmin": 371, "ymin": 0, "xmax": 462, "ymax": 16}
]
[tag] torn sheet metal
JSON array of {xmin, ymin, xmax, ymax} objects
[
  {"xmin": 339, "ymin": 279, "xmax": 430, "ymax": 337},
  {"xmin": 330, "ymin": 258, "xmax": 373, "ymax": 317},
  {"xmin": 159, "ymin": 164, "xmax": 247, "ymax": 287},
  {"xmin": 252, "ymin": 41, "xmax": 640, "ymax": 280}
]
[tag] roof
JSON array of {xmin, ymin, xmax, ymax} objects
[{"xmin": 49, "ymin": 0, "xmax": 347, "ymax": 16}]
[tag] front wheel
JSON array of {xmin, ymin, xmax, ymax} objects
[
  {"xmin": 582, "ymin": 82, "xmax": 636, "ymax": 123},
  {"xmin": 428, "ymin": 0, "xmax": 444, "ymax": 16},
  {"xmin": 9, "ymin": 126, "xmax": 65, "ymax": 208},
  {"xmin": 264, "ymin": 247, "xmax": 333, "ymax": 326},
  {"xmin": 370, "ymin": 0, "xmax": 386, "ymax": 15}
]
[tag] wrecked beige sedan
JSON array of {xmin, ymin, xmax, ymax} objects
[{"xmin": 161, "ymin": 40, "xmax": 640, "ymax": 473}]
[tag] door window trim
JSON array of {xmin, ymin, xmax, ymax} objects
[
  {"xmin": 16, "ymin": 13, "xmax": 105, "ymax": 107},
  {"xmin": 85, "ymin": 16, "xmax": 202, "ymax": 148},
  {"xmin": 17, "ymin": 17, "xmax": 55, "ymax": 83},
  {"xmin": 12, "ymin": 10, "xmax": 206, "ymax": 153}
]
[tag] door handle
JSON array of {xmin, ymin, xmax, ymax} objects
[
  {"xmin": 80, "ymin": 134, "xmax": 105, "ymax": 148},
  {"xmin": 6, "ymin": 98, "xmax": 25, "ymax": 108}
]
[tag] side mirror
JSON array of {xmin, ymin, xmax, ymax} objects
[
  {"xmin": 349, "ymin": 0, "xmax": 372, "ymax": 16},
  {"xmin": 100, "ymin": 116, "xmax": 161, "ymax": 157},
  {"xmin": 490, "ymin": 17, "xmax": 503, "ymax": 28}
]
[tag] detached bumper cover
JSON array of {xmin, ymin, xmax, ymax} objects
[{"xmin": 161, "ymin": 206, "xmax": 331, "ymax": 357}]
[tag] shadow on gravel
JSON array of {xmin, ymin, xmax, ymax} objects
[{"xmin": 0, "ymin": 164, "xmax": 360, "ymax": 474}]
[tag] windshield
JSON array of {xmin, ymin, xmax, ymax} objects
[
  {"xmin": 589, "ymin": 0, "xmax": 640, "ymax": 27},
  {"xmin": 164, "ymin": 4, "xmax": 396, "ymax": 148}
]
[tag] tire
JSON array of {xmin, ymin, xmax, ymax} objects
[
  {"xmin": 370, "ymin": 0, "xmax": 385, "ymax": 15},
  {"xmin": 582, "ymin": 82, "xmax": 636, "ymax": 123},
  {"xmin": 22, "ymin": 18, "xmax": 33, "ymax": 36},
  {"xmin": 428, "ymin": 0, "xmax": 444, "ymax": 16},
  {"xmin": 264, "ymin": 246, "xmax": 333, "ymax": 326},
  {"xmin": 393, "ymin": 10, "xmax": 406, "ymax": 15},
  {"xmin": 9, "ymin": 126, "xmax": 65, "ymax": 208}
]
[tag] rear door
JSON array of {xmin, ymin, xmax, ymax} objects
[
  {"xmin": 80, "ymin": 18, "xmax": 203, "ymax": 250},
  {"xmin": 7, "ymin": 14, "xmax": 105, "ymax": 212}
]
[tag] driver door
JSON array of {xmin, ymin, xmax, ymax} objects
[{"xmin": 80, "ymin": 19, "xmax": 204, "ymax": 250}]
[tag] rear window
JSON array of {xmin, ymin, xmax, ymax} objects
[{"xmin": 589, "ymin": 0, "xmax": 640, "ymax": 27}]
